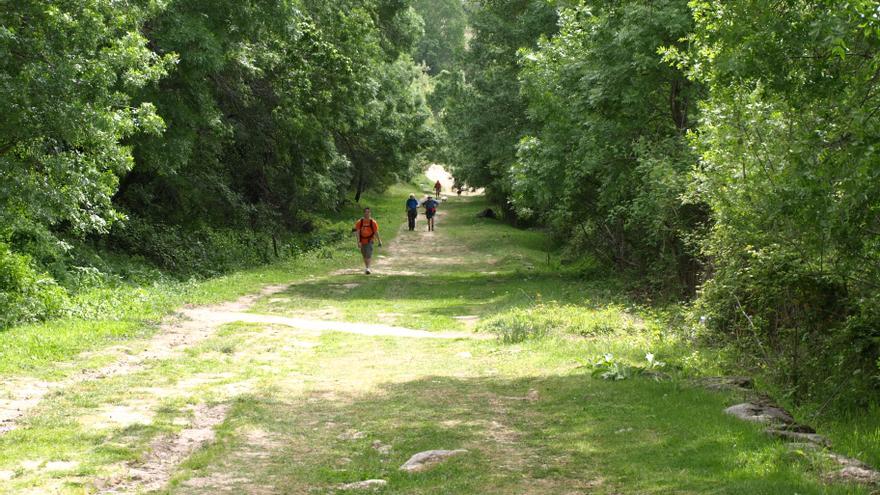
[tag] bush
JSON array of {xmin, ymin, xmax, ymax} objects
[
  {"xmin": 696, "ymin": 244, "xmax": 880, "ymax": 407},
  {"xmin": 0, "ymin": 243, "xmax": 68, "ymax": 328}
]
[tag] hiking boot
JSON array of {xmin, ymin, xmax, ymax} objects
[{"xmin": 365, "ymin": 268, "xmax": 371, "ymax": 275}]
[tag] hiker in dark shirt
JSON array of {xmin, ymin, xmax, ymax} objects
[
  {"xmin": 423, "ymin": 196, "xmax": 439, "ymax": 232},
  {"xmin": 406, "ymin": 194, "xmax": 419, "ymax": 231}
]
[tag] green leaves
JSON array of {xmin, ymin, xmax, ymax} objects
[{"xmin": 0, "ymin": 0, "xmax": 172, "ymax": 236}]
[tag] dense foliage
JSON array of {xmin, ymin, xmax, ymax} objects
[
  {"xmin": 433, "ymin": 0, "xmax": 558, "ymax": 206},
  {"xmin": 676, "ymin": 1, "xmax": 880, "ymax": 406},
  {"xmin": 0, "ymin": 0, "xmax": 434, "ymax": 326},
  {"xmin": 515, "ymin": 1, "xmax": 703, "ymax": 289},
  {"xmin": 435, "ymin": 0, "xmax": 880, "ymax": 408}
]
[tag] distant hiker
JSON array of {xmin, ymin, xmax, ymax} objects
[
  {"xmin": 423, "ymin": 195, "xmax": 439, "ymax": 232},
  {"xmin": 453, "ymin": 178, "xmax": 463, "ymax": 196},
  {"xmin": 434, "ymin": 180, "xmax": 442, "ymax": 197},
  {"xmin": 352, "ymin": 208, "xmax": 381, "ymax": 274},
  {"xmin": 406, "ymin": 194, "xmax": 419, "ymax": 231}
]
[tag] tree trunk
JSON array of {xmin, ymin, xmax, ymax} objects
[{"xmin": 354, "ymin": 169, "xmax": 365, "ymax": 202}]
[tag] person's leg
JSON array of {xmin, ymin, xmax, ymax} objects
[{"xmin": 360, "ymin": 243, "xmax": 373, "ymax": 273}]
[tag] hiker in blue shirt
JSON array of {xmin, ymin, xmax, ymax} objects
[
  {"xmin": 423, "ymin": 196, "xmax": 439, "ymax": 232},
  {"xmin": 406, "ymin": 194, "xmax": 419, "ymax": 231}
]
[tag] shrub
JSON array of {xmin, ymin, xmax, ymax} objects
[
  {"xmin": 478, "ymin": 303, "xmax": 637, "ymax": 343},
  {"xmin": 0, "ymin": 243, "xmax": 68, "ymax": 328}
]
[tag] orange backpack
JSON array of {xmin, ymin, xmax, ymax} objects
[{"xmin": 356, "ymin": 218, "xmax": 377, "ymax": 243}]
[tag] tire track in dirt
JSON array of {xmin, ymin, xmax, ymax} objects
[
  {"xmin": 0, "ymin": 284, "xmax": 288, "ymax": 436},
  {"xmin": 96, "ymin": 403, "xmax": 231, "ymax": 494}
]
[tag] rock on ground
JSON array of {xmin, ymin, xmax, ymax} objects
[
  {"xmin": 399, "ymin": 449, "xmax": 468, "ymax": 472},
  {"xmin": 337, "ymin": 479, "xmax": 387, "ymax": 490},
  {"xmin": 724, "ymin": 402, "xmax": 794, "ymax": 424},
  {"xmin": 825, "ymin": 454, "xmax": 880, "ymax": 485},
  {"xmin": 765, "ymin": 428, "xmax": 830, "ymax": 447}
]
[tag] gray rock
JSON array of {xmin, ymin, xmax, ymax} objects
[
  {"xmin": 399, "ymin": 449, "xmax": 468, "ymax": 472},
  {"xmin": 765, "ymin": 428, "xmax": 831, "ymax": 447},
  {"xmin": 821, "ymin": 453, "xmax": 880, "ymax": 484},
  {"xmin": 724, "ymin": 402, "xmax": 794, "ymax": 424},
  {"xmin": 825, "ymin": 461, "xmax": 880, "ymax": 486},
  {"xmin": 337, "ymin": 479, "xmax": 387, "ymax": 491},
  {"xmin": 371, "ymin": 440, "xmax": 392, "ymax": 456},
  {"xmin": 337, "ymin": 430, "xmax": 366, "ymax": 441}
]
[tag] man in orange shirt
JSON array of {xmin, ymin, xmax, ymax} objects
[{"xmin": 352, "ymin": 207, "xmax": 382, "ymax": 274}]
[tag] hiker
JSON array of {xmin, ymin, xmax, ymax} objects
[
  {"xmin": 453, "ymin": 178, "xmax": 463, "ymax": 196},
  {"xmin": 352, "ymin": 207, "xmax": 381, "ymax": 274},
  {"xmin": 423, "ymin": 195, "xmax": 439, "ymax": 232},
  {"xmin": 434, "ymin": 180, "xmax": 442, "ymax": 197},
  {"xmin": 406, "ymin": 193, "xmax": 419, "ymax": 231}
]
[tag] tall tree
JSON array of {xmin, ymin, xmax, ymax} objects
[{"xmin": 515, "ymin": 0, "xmax": 703, "ymax": 289}]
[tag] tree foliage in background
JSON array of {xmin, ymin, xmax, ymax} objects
[
  {"xmin": 0, "ymin": 0, "xmax": 173, "ymax": 324},
  {"xmin": 671, "ymin": 0, "xmax": 880, "ymax": 406},
  {"xmin": 411, "ymin": 0, "xmax": 467, "ymax": 75},
  {"xmin": 515, "ymin": 0, "xmax": 703, "ymax": 290},
  {"xmin": 434, "ymin": 0, "xmax": 558, "ymax": 206},
  {"xmin": 0, "ymin": 0, "xmax": 433, "ymax": 326}
]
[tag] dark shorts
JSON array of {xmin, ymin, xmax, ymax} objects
[
  {"xmin": 426, "ymin": 210, "xmax": 436, "ymax": 219},
  {"xmin": 360, "ymin": 242, "xmax": 373, "ymax": 258}
]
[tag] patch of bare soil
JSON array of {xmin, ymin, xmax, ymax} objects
[
  {"xmin": 0, "ymin": 284, "xmax": 288, "ymax": 436},
  {"xmin": 98, "ymin": 403, "xmax": 230, "ymax": 494}
]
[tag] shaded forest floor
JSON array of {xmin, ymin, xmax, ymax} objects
[{"xmin": 0, "ymin": 183, "xmax": 877, "ymax": 494}]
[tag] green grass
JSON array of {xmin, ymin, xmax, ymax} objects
[{"xmin": 0, "ymin": 182, "xmax": 877, "ymax": 494}]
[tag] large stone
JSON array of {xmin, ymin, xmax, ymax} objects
[
  {"xmin": 724, "ymin": 402, "xmax": 794, "ymax": 424},
  {"xmin": 337, "ymin": 479, "xmax": 388, "ymax": 490},
  {"xmin": 825, "ymin": 454, "xmax": 880, "ymax": 485},
  {"xmin": 399, "ymin": 449, "xmax": 468, "ymax": 472}
]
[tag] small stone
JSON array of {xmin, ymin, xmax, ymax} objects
[
  {"xmin": 456, "ymin": 351, "xmax": 472, "ymax": 358},
  {"xmin": 765, "ymin": 428, "xmax": 831, "ymax": 447},
  {"xmin": 0, "ymin": 470, "xmax": 14, "ymax": 481},
  {"xmin": 825, "ymin": 465, "xmax": 880, "ymax": 485},
  {"xmin": 615, "ymin": 427, "xmax": 634, "ymax": 434},
  {"xmin": 337, "ymin": 479, "xmax": 387, "ymax": 490},
  {"xmin": 526, "ymin": 389, "xmax": 539, "ymax": 402},
  {"xmin": 338, "ymin": 429, "xmax": 366, "ymax": 441},
  {"xmin": 399, "ymin": 449, "xmax": 468, "ymax": 472},
  {"xmin": 371, "ymin": 440, "xmax": 392, "ymax": 455}
]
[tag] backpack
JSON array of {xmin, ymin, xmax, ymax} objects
[{"xmin": 356, "ymin": 218, "xmax": 377, "ymax": 243}]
